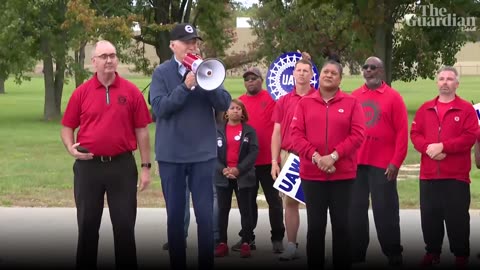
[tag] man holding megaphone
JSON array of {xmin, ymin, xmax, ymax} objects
[{"xmin": 149, "ymin": 23, "xmax": 231, "ymax": 270}]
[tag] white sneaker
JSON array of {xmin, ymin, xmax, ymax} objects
[{"xmin": 279, "ymin": 242, "xmax": 299, "ymax": 261}]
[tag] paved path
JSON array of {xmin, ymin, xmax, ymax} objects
[{"xmin": 0, "ymin": 208, "xmax": 479, "ymax": 269}]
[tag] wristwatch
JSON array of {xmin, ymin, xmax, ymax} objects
[
  {"xmin": 141, "ymin": 163, "xmax": 152, "ymax": 169},
  {"xmin": 330, "ymin": 153, "xmax": 338, "ymax": 162}
]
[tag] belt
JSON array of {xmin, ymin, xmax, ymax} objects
[{"xmin": 90, "ymin": 152, "xmax": 132, "ymax": 163}]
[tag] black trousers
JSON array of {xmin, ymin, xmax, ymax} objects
[
  {"xmin": 302, "ymin": 179, "xmax": 353, "ymax": 270},
  {"xmin": 348, "ymin": 165, "xmax": 403, "ymax": 260},
  {"xmin": 243, "ymin": 164, "xmax": 284, "ymax": 242},
  {"xmin": 216, "ymin": 182, "xmax": 257, "ymax": 244},
  {"xmin": 420, "ymin": 179, "xmax": 470, "ymax": 257},
  {"xmin": 73, "ymin": 153, "xmax": 138, "ymax": 269}
]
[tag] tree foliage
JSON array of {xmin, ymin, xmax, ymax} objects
[
  {"xmin": 0, "ymin": 1, "xmax": 37, "ymax": 93},
  {"xmin": 305, "ymin": 0, "xmax": 480, "ymax": 84}
]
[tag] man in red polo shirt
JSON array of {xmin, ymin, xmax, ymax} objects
[
  {"xmin": 61, "ymin": 40, "xmax": 152, "ymax": 269},
  {"xmin": 271, "ymin": 58, "xmax": 316, "ymax": 261},
  {"xmin": 349, "ymin": 56, "xmax": 408, "ymax": 267},
  {"xmin": 237, "ymin": 67, "xmax": 285, "ymax": 253}
]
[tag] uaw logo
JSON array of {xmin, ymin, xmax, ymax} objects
[
  {"xmin": 266, "ymin": 52, "xmax": 319, "ymax": 101},
  {"xmin": 473, "ymin": 102, "xmax": 480, "ymax": 125}
]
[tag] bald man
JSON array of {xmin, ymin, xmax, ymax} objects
[{"xmin": 349, "ymin": 57, "xmax": 408, "ymax": 267}]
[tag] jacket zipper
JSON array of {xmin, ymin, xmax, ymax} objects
[
  {"xmin": 434, "ymin": 107, "xmax": 442, "ymax": 176},
  {"xmin": 106, "ymin": 86, "xmax": 110, "ymax": 105},
  {"xmin": 325, "ymin": 102, "xmax": 330, "ymax": 179}
]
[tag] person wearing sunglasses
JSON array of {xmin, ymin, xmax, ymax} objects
[
  {"xmin": 291, "ymin": 58, "xmax": 366, "ymax": 269},
  {"xmin": 348, "ymin": 56, "xmax": 408, "ymax": 267},
  {"xmin": 236, "ymin": 67, "xmax": 286, "ymax": 254}
]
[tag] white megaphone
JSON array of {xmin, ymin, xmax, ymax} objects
[{"xmin": 182, "ymin": 53, "xmax": 226, "ymax": 91}]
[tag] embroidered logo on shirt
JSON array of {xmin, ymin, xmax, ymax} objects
[
  {"xmin": 217, "ymin": 139, "xmax": 223, "ymax": 147},
  {"xmin": 454, "ymin": 116, "xmax": 460, "ymax": 122},
  {"xmin": 338, "ymin": 109, "xmax": 344, "ymax": 113},
  {"xmin": 362, "ymin": 100, "xmax": 381, "ymax": 128},
  {"xmin": 117, "ymin": 96, "xmax": 127, "ymax": 105}
]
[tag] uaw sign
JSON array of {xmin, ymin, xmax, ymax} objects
[
  {"xmin": 273, "ymin": 153, "xmax": 305, "ymax": 204},
  {"xmin": 266, "ymin": 52, "xmax": 319, "ymax": 101},
  {"xmin": 474, "ymin": 103, "xmax": 480, "ymax": 125}
]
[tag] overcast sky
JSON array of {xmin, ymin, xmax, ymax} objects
[{"xmin": 240, "ymin": 0, "xmax": 258, "ymax": 7}]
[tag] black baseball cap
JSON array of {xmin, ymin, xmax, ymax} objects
[{"xmin": 170, "ymin": 23, "xmax": 203, "ymax": 41}]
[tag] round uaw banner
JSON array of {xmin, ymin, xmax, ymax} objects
[
  {"xmin": 473, "ymin": 103, "xmax": 480, "ymax": 125},
  {"xmin": 266, "ymin": 52, "xmax": 319, "ymax": 101}
]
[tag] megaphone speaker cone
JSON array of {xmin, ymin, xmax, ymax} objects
[{"xmin": 196, "ymin": 59, "xmax": 226, "ymax": 91}]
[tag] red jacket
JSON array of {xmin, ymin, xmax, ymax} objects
[
  {"xmin": 410, "ymin": 95, "xmax": 478, "ymax": 183},
  {"xmin": 291, "ymin": 89, "xmax": 365, "ymax": 181}
]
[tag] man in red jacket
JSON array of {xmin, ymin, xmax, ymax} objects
[
  {"xmin": 411, "ymin": 66, "xmax": 477, "ymax": 268},
  {"xmin": 349, "ymin": 56, "xmax": 408, "ymax": 267},
  {"xmin": 237, "ymin": 67, "xmax": 285, "ymax": 253},
  {"xmin": 291, "ymin": 59, "xmax": 365, "ymax": 269}
]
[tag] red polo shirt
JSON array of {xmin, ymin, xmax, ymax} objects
[
  {"xmin": 272, "ymin": 87, "xmax": 316, "ymax": 151},
  {"xmin": 62, "ymin": 73, "xmax": 152, "ymax": 156},
  {"xmin": 239, "ymin": 90, "xmax": 275, "ymax": 165}
]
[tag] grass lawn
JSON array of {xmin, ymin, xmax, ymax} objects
[{"xmin": 1, "ymin": 75, "xmax": 480, "ymax": 208}]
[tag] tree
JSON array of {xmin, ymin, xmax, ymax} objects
[
  {"xmin": 64, "ymin": 0, "xmax": 135, "ymax": 87},
  {"xmin": 130, "ymin": 0, "xmax": 237, "ymax": 72},
  {"xmin": 0, "ymin": 1, "xmax": 37, "ymax": 94},
  {"xmin": 250, "ymin": 1, "xmax": 363, "ymax": 69},
  {"xmin": 306, "ymin": 0, "xmax": 480, "ymax": 84}
]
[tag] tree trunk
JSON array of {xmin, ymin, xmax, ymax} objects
[
  {"xmin": 41, "ymin": 36, "xmax": 64, "ymax": 121},
  {"xmin": 74, "ymin": 42, "xmax": 86, "ymax": 87},
  {"xmin": 0, "ymin": 77, "xmax": 5, "ymax": 94},
  {"xmin": 156, "ymin": 31, "xmax": 173, "ymax": 63}
]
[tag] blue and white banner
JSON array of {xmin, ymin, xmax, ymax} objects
[
  {"xmin": 266, "ymin": 52, "xmax": 319, "ymax": 101},
  {"xmin": 473, "ymin": 103, "xmax": 480, "ymax": 125},
  {"xmin": 273, "ymin": 153, "xmax": 305, "ymax": 204}
]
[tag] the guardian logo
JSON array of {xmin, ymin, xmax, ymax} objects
[{"xmin": 405, "ymin": 4, "xmax": 476, "ymax": 31}]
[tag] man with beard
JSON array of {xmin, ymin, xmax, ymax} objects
[
  {"xmin": 236, "ymin": 67, "xmax": 285, "ymax": 253},
  {"xmin": 291, "ymin": 59, "xmax": 365, "ymax": 269},
  {"xmin": 411, "ymin": 66, "xmax": 477, "ymax": 268},
  {"xmin": 349, "ymin": 56, "xmax": 408, "ymax": 267}
]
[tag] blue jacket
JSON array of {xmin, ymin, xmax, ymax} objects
[{"xmin": 150, "ymin": 57, "xmax": 232, "ymax": 163}]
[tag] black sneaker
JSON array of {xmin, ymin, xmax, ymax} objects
[
  {"xmin": 231, "ymin": 239, "xmax": 256, "ymax": 251},
  {"xmin": 388, "ymin": 254, "xmax": 403, "ymax": 267},
  {"xmin": 272, "ymin": 240, "xmax": 284, "ymax": 253}
]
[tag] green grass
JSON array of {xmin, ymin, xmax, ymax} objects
[{"xmin": 1, "ymin": 75, "xmax": 480, "ymax": 207}]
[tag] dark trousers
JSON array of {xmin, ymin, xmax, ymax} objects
[
  {"xmin": 242, "ymin": 164, "xmax": 284, "ymax": 242},
  {"xmin": 217, "ymin": 182, "xmax": 257, "ymax": 244},
  {"xmin": 302, "ymin": 179, "xmax": 353, "ymax": 270},
  {"xmin": 73, "ymin": 153, "xmax": 138, "ymax": 270},
  {"xmin": 348, "ymin": 165, "xmax": 403, "ymax": 260},
  {"xmin": 158, "ymin": 159, "xmax": 216, "ymax": 270},
  {"xmin": 420, "ymin": 179, "xmax": 470, "ymax": 257}
]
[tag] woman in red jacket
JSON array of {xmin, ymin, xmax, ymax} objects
[{"xmin": 291, "ymin": 59, "xmax": 365, "ymax": 269}]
